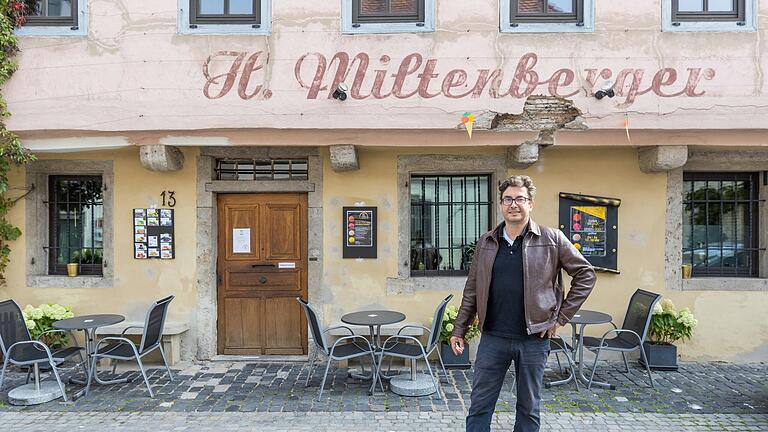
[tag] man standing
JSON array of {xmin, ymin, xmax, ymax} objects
[{"xmin": 451, "ymin": 175, "xmax": 596, "ymax": 432}]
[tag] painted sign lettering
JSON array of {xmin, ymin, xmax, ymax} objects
[{"xmin": 202, "ymin": 51, "xmax": 715, "ymax": 106}]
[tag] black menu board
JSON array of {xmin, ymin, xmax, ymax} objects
[
  {"xmin": 133, "ymin": 208, "xmax": 175, "ymax": 259},
  {"xmin": 558, "ymin": 193, "xmax": 620, "ymax": 273},
  {"xmin": 343, "ymin": 207, "xmax": 377, "ymax": 258}
]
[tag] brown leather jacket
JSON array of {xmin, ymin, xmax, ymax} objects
[{"xmin": 452, "ymin": 220, "xmax": 596, "ymax": 338}]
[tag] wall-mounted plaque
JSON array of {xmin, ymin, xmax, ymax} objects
[
  {"xmin": 343, "ymin": 206, "xmax": 377, "ymax": 259},
  {"xmin": 134, "ymin": 208, "xmax": 175, "ymax": 259},
  {"xmin": 558, "ymin": 193, "xmax": 620, "ymax": 273}
]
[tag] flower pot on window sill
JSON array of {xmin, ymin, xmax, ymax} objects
[
  {"xmin": 440, "ymin": 342, "xmax": 472, "ymax": 369},
  {"xmin": 66, "ymin": 263, "xmax": 78, "ymax": 277},
  {"xmin": 639, "ymin": 342, "xmax": 678, "ymax": 371}
]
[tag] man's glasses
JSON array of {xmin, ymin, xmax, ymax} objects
[{"xmin": 500, "ymin": 196, "xmax": 531, "ymax": 206}]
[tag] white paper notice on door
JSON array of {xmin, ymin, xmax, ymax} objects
[{"xmin": 232, "ymin": 228, "xmax": 251, "ymax": 253}]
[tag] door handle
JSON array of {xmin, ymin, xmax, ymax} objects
[{"xmin": 259, "ymin": 276, "xmax": 268, "ymax": 284}]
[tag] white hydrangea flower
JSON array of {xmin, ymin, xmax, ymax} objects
[
  {"xmin": 27, "ymin": 306, "xmax": 43, "ymax": 320},
  {"xmin": 660, "ymin": 299, "xmax": 676, "ymax": 315},
  {"xmin": 652, "ymin": 302, "xmax": 663, "ymax": 315},
  {"xmin": 445, "ymin": 323, "xmax": 454, "ymax": 332},
  {"xmin": 24, "ymin": 319, "xmax": 36, "ymax": 330}
]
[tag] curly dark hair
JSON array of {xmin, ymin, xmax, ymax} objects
[{"xmin": 498, "ymin": 175, "xmax": 536, "ymax": 200}]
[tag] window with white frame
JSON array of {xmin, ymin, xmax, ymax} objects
[
  {"xmin": 15, "ymin": 0, "xmax": 87, "ymax": 36},
  {"xmin": 502, "ymin": 0, "xmax": 594, "ymax": 32},
  {"xmin": 342, "ymin": 0, "xmax": 434, "ymax": 34},
  {"xmin": 180, "ymin": 0, "xmax": 271, "ymax": 34},
  {"xmin": 663, "ymin": 0, "xmax": 755, "ymax": 31}
]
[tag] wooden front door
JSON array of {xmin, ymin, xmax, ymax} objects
[{"xmin": 216, "ymin": 193, "xmax": 308, "ymax": 355}]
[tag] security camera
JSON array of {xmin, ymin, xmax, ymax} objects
[
  {"xmin": 594, "ymin": 88, "xmax": 615, "ymax": 100},
  {"xmin": 332, "ymin": 83, "xmax": 349, "ymax": 101},
  {"xmin": 594, "ymin": 81, "xmax": 615, "ymax": 100}
]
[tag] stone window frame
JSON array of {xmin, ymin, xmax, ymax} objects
[
  {"xmin": 500, "ymin": 0, "xmax": 595, "ymax": 33},
  {"xmin": 389, "ymin": 154, "xmax": 505, "ymax": 294},
  {"xmin": 662, "ymin": 0, "xmax": 756, "ymax": 32},
  {"xmin": 665, "ymin": 150, "xmax": 768, "ymax": 292},
  {"xmin": 25, "ymin": 160, "xmax": 114, "ymax": 288}
]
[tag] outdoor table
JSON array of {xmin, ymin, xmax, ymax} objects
[
  {"xmin": 341, "ymin": 310, "xmax": 405, "ymax": 392},
  {"xmin": 53, "ymin": 314, "xmax": 126, "ymax": 398},
  {"xmin": 560, "ymin": 310, "xmax": 615, "ymax": 389}
]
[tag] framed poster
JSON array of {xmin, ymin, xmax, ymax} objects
[
  {"xmin": 134, "ymin": 208, "xmax": 175, "ymax": 259},
  {"xmin": 342, "ymin": 206, "xmax": 377, "ymax": 258},
  {"xmin": 558, "ymin": 193, "xmax": 620, "ymax": 273}
]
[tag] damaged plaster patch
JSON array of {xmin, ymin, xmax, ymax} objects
[{"xmin": 473, "ymin": 95, "xmax": 587, "ymax": 132}]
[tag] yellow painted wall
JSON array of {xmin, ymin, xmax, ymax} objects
[
  {"xmin": 2, "ymin": 145, "xmax": 764, "ymax": 362},
  {"xmin": 321, "ymin": 146, "xmax": 768, "ymax": 362},
  {"xmin": 0, "ymin": 147, "xmax": 199, "ymax": 326}
]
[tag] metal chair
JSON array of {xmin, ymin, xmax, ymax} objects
[
  {"xmin": 374, "ymin": 294, "xmax": 453, "ymax": 399},
  {"xmin": 296, "ymin": 297, "xmax": 379, "ymax": 401},
  {"xmin": 85, "ymin": 296, "xmax": 175, "ymax": 398},
  {"xmin": 0, "ymin": 299, "xmax": 85, "ymax": 402},
  {"xmin": 582, "ymin": 289, "xmax": 661, "ymax": 389}
]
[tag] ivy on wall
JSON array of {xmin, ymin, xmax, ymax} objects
[{"xmin": 0, "ymin": 1, "xmax": 37, "ymax": 283}]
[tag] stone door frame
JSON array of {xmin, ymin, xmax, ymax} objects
[{"xmin": 195, "ymin": 146, "xmax": 323, "ymax": 359}]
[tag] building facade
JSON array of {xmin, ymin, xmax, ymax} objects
[{"xmin": 2, "ymin": 0, "xmax": 767, "ymax": 362}]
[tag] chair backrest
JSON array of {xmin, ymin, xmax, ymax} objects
[
  {"xmin": 619, "ymin": 289, "xmax": 661, "ymax": 347},
  {"xmin": 0, "ymin": 300, "xmax": 31, "ymax": 359},
  {"xmin": 139, "ymin": 295, "xmax": 174, "ymax": 353},
  {"xmin": 427, "ymin": 294, "xmax": 454, "ymax": 349},
  {"xmin": 296, "ymin": 297, "xmax": 328, "ymax": 355}
]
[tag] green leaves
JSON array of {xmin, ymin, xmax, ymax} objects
[{"xmin": 648, "ymin": 298, "xmax": 698, "ymax": 345}]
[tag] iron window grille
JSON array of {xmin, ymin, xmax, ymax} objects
[
  {"xmin": 510, "ymin": 0, "xmax": 584, "ymax": 25},
  {"xmin": 352, "ymin": 0, "xmax": 425, "ymax": 25},
  {"xmin": 672, "ymin": 0, "xmax": 745, "ymax": 23},
  {"xmin": 26, "ymin": 0, "xmax": 79, "ymax": 28},
  {"xmin": 190, "ymin": 0, "xmax": 261, "ymax": 26},
  {"xmin": 48, "ymin": 175, "xmax": 104, "ymax": 276},
  {"xmin": 682, "ymin": 172, "xmax": 761, "ymax": 278},
  {"xmin": 215, "ymin": 159, "xmax": 309, "ymax": 181},
  {"xmin": 410, "ymin": 174, "xmax": 493, "ymax": 277}
]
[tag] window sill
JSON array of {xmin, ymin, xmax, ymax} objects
[
  {"xmin": 681, "ymin": 277, "xmax": 768, "ymax": 292},
  {"xmin": 178, "ymin": 23, "xmax": 271, "ymax": 35},
  {"xmin": 662, "ymin": 21, "xmax": 756, "ymax": 32},
  {"xmin": 386, "ymin": 275, "xmax": 467, "ymax": 295},
  {"xmin": 27, "ymin": 275, "xmax": 113, "ymax": 289},
  {"xmin": 15, "ymin": 26, "xmax": 86, "ymax": 37},
  {"xmin": 341, "ymin": 23, "xmax": 435, "ymax": 35},
  {"xmin": 500, "ymin": 23, "xmax": 594, "ymax": 33}
]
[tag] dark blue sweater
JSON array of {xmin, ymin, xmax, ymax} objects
[{"xmin": 483, "ymin": 225, "xmax": 531, "ymax": 338}]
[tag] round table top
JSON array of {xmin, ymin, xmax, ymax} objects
[
  {"xmin": 570, "ymin": 310, "xmax": 612, "ymax": 325},
  {"xmin": 341, "ymin": 310, "xmax": 405, "ymax": 326},
  {"xmin": 53, "ymin": 314, "xmax": 125, "ymax": 330}
]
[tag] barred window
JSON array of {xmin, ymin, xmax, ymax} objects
[
  {"xmin": 672, "ymin": 0, "xmax": 745, "ymax": 23},
  {"xmin": 682, "ymin": 172, "xmax": 760, "ymax": 277},
  {"xmin": 26, "ymin": 0, "xmax": 79, "ymax": 27},
  {"xmin": 215, "ymin": 159, "xmax": 308, "ymax": 180},
  {"xmin": 48, "ymin": 176, "xmax": 104, "ymax": 276},
  {"xmin": 410, "ymin": 174, "xmax": 493, "ymax": 277},
  {"xmin": 510, "ymin": 0, "xmax": 584, "ymax": 24},
  {"xmin": 190, "ymin": 0, "xmax": 261, "ymax": 25},
  {"xmin": 353, "ymin": 0, "xmax": 425, "ymax": 25}
]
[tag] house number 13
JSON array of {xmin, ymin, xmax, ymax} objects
[{"xmin": 161, "ymin": 191, "xmax": 176, "ymax": 207}]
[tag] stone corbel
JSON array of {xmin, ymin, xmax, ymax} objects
[
  {"xmin": 638, "ymin": 145, "xmax": 688, "ymax": 173},
  {"xmin": 506, "ymin": 131, "xmax": 554, "ymax": 169},
  {"xmin": 139, "ymin": 144, "xmax": 184, "ymax": 172},
  {"xmin": 329, "ymin": 144, "xmax": 359, "ymax": 172}
]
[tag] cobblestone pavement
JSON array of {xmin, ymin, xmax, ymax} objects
[
  {"xmin": 0, "ymin": 360, "xmax": 766, "ymax": 430},
  {"xmin": 2, "ymin": 411, "xmax": 767, "ymax": 431}
]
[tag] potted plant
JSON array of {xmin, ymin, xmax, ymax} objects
[
  {"xmin": 433, "ymin": 305, "xmax": 480, "ymax": 369},
  {"xmin": 22, "ymin": 303, "xmax": 75, "ymax": 348},
  {"xmin": 67, "ymin": 255, "xmax": 79, "ymax": 277},
  {"xmin": 640, "ymin": 298, "xmax": 698, "ymax": 371}
]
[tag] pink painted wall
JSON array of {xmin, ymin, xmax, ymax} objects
[{"xmin": 4, "ymin": 0, "xmax": 768, "ymax": 134}]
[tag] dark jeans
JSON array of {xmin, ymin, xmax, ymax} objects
[{"xmin": 466, "ymin": 333, "xmax": 550, "ymax": 432}]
